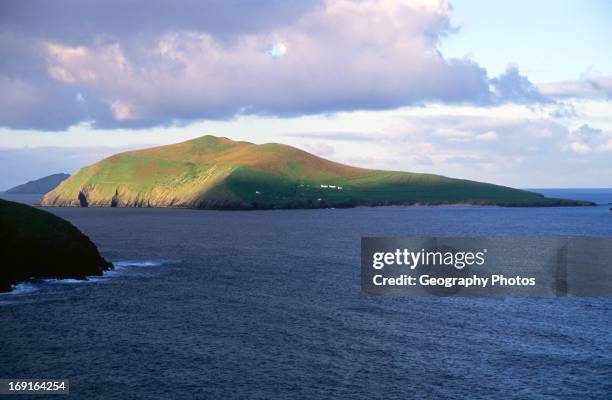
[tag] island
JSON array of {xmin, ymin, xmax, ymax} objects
[
  {"xmin": 41, "ymin": 135, "xmax": 593, "ymax": 209},
  {"xmin": 0, "ymin": 199, "xmax": 112, "ymax": 292},
  {"xmin": 5, "ymin": 173, "xmax": 70, "ymax": 194}
]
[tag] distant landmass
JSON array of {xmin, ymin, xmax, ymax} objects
[
  {"xmin": 0, "ymin": 199, "xmax": 112, "ymax": 292},
  {"xmin": 41, "ymin": 135, "xmax": 592, "ymax": 209},
  {"xmin": 6, "ymin": 173, "xmax": 70, "ymax": 194}
]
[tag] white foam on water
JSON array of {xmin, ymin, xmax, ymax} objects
[
  {"xmin": 1, "ymin": 282, "xmax": 39, "ymax": 296},
  {"xmin": 112, "ymin": 259, "xmax": 176, "ymax": 268},
  {"xmin": 1, "ymin": 260, "xmax": 177, "ymax": 303},
  {"xmin": 43, "ymin": 278, "xmax": 89, "ymax": 285}
]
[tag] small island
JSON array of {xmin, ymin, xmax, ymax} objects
[
  {"xmin": 5, "ymin": 173, "xmax": 70, "ymax": 194},
  {"xmin": 0, "ymin": 199, "xmax": 112, "ymax": 292},
  {"xmin": 41, "ymin": 135, "xmax": 594, "ymax": 210}
]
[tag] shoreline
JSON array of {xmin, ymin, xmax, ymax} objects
[{"xmin": 33, "ymin": 200, "xmax": 596, "ymax": 211}]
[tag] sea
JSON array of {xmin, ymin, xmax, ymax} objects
[{"xmin": 1, "ymin": 189, "xmax": 611, "ymax": 399}]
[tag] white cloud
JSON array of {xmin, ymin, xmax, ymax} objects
[
  {"xmin": 568, "ymin": 141, "xmax": 591, "ymax": 154},
  {"xmin": 302, "ymin": 141, "xmax": 335, "ymax": 157},
  {"xmin": 567, "ymin": 123, "xmax": 611, "ymax": 154},
  {"xmin": 110, "ymin": 100, "xmax": 134, "ymax": 120},
  {"xmin": 538, "ymin": 71, "xmax": 612, "ymax": 100},
  {"xmin": 2, "ymin": 100, "xmax": 612, "ymax": 187},
  {"xmin": 476, "ymin": 130, "xmax": 498, "ymax": 141}
]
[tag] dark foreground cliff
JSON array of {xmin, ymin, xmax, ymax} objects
[{"xmin": 0, "ymin": 199, "xmax": 112, "ymax": 292}]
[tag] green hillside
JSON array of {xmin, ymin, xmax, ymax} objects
[{"xmin": 41, "ymin": 135, "xmax": 592, "ymax": 209}]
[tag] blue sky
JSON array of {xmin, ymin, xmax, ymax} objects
[
  {"xmin": 442, "ymin": 0, "xmax": 612, "ymax": 82},
  {"xmin": 0, "ymin": 0, "xmax": 611, "ymax": 189}
]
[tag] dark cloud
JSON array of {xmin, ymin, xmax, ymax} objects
[
  {"xmin": 0, "ymin": 0, "xmax": 552, "ymax": 131},
  {"xmin": 0, "ymin": 0, "xmax": 319, "ymax": 43}
]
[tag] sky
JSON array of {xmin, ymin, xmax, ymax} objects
[{"xmin": 0, "ymin": 0, "xmax": 611, "ymax": 189}]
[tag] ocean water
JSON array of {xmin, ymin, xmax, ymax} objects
[
  {"xmin": 528, "ymin": 188, "xmax": 612, "ymax": 205},
  {"xmin": 1, "ymin": 191, "xmax": 611, "ymax": 399}
]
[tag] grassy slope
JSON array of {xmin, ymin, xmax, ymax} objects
[
  {"xmin": 41, "ymin": 135, "xmax": 592, "ymax": 209},
  {"xmin": 0, "ymin": 199, "xmax": 112, "ymax": 292}
]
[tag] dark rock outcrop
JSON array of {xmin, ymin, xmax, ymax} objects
[{"xmin": 0, "ymin": 199, "xmax": 112, "ymax": 292}]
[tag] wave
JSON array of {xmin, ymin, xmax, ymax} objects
[
  {"xmin": 44, "ymin": 278, "xmax": 88, "ymax": 285},
  {"xmin": 0, "ymin": 259, "xmax": 178, "ymax": 301},
  {"xmin": 0, "ymin": 282, "xmax": 39, "ymax": 296},
  {"xmin": 112, "ymin": 259, "xmax": 177, "ymax": 268},
  {"xmin": 0, "ymin": 283, "xmax": 40, "ymax": 305},
  {"xmin": 100, "ymin": 259, "xmax": 178, "ymax": 278}
]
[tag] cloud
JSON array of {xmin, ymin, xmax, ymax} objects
[
  {"xmin": 0, "ymin": 0, "xmax": 319, "ymax": 43},
  {"xmin": 549, "ymin": 102, "xmax": 577, "ymax": 119},
  {"xmin": 287, "ymin": 107, "xmax": 576, "ymax": 181},
  {"xmin": 3, "ymin": 100, "xmax": 612, "ymax": 187},
  {"xmin": 0, "ymin": 146, "xmax": 136, "ymax": 189},
  {"xmin": 292, "ymin": 104, "xmax": 609, "ymax": 166},
  {"xmin": 302, "ymin": 142, "xmax": 336, "ymax": 157},
  {"xmin": 0, "ymin": 0, "xmax": 553, "ymax": 131},
  {"xmin": 286, "ymin": 131, "xmax": 376, "ymax": 142},
  {"xmin": 0, "ymin": 77, "xmax": 96, "ymax": 130},
  {"xmin": 476, "ymin": 130, "xmax": 498, "ymax": 141},
  {"xmin": 568, "ymin": 141, "xmax": 591, "ymax": 154},
  {"xmin": 538, "ymin": 72, "xmax": 612, "ymax": 99},
  {"xmin": 444, "ymin": 155, "xmax": 483, "ymax": 165},
  {"xmin": 567, "ymin": 123, "xmax": 610, "ymax": 154},
  {"xmin": 491, "ymin": 64, "xmax": 551, "ymax": 104}
]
